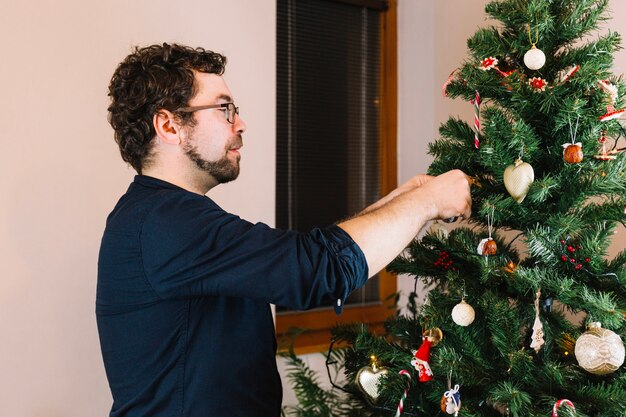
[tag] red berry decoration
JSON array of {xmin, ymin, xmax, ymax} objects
[
  {"xmin": 560, "ymin": 237, "xmax": 593, "ymax": 274},
  {"xmin": 435, "ymin": 251, "xmax": 454, "ymax": 271}
]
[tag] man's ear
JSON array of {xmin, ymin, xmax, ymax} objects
[{"xmin": 153, "ymin": 110, "xmax": 183, "ymax": 145}]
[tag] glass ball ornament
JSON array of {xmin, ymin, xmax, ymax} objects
[
  {"xmin": 451, "ymin": 299, "xmax": 475, "ymax": 326},
  {"xmin": 574, "ymin": 322, "xmax": 625, "ymax": 375},
  {"xmin": 523, "ymin": 45, "xmax": 546, "ymax": 70}
]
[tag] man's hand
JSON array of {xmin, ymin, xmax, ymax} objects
[
  {"xmin": 339, "ymin": 169, "xmax": 472, "ymax": 277},
  {"xmin": 360, "ymin": 174, "xmax": 434, "ymax": 215}
]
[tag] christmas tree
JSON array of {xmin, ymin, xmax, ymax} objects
[{"xmin": 282, "ymin": 0, "xmax": 626, "ymax": 416}]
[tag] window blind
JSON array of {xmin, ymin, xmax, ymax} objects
[{"xmin": 276, "ymin": 0, "xmax": 383, "ymax": 308}]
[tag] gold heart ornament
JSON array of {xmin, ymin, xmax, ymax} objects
[
  {"xmin": 356, "ymin": 364, "xmax": 388, "ymax": 403},
  {"xmin": 503, "ymin": 158, "xmax": 534, "ymax": 203}
]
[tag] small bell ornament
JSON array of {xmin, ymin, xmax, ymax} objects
[
  {"xmin": 575, "ymin": 322, "xmax": 625, "ymax": 375},
  {"xmin": 356, "ymin": 355, "xmax": 389, "ymax": 403}
]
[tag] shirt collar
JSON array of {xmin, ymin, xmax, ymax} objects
[{"xmin": 133, "ymin": 175, "xmax": 187, "ymax": 191}]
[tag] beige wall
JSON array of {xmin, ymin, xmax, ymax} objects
[
  {"xmin": 0, "ymin": 0, "xmax": 624, "ymax": 415},
  {"xmin": 0, "ymin": 1, "xmax": 275, "ymax": 415}
]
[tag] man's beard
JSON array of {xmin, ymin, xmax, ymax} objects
[{"xmin": 183, "ymin": 137, "xmax": 241, "ymax": 184}]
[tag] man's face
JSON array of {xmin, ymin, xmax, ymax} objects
[{"xmin": 182, "ymin": 72, "xmax": 246, "ymax": 184}]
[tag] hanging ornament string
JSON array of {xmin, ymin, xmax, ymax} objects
[
  {"xmin": 528, "ymin": 24, "xmax": 539, "ymax": 48},
  {"xmin": 487, "ymin": 205, "xmax": 494, "ymax": 239},
  {"xmin": 472, "ymin": 91, "xmax": 481, "ymax": 149},
  {"xmin": 395, "ymin": 370, "xmax": 412, "ymax": 417},
  {"xmin": 552, "ymin": 399, "xmax": 576, "ymax": 416},
  {"xmin": 477, "ymin": 205, "xmax": 497, "ymax": 256},
  {"xmin": 569, "ymin": 116, "xmax": 580, "ymax": 145}
]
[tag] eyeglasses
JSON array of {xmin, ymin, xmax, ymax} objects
[{"xmin": 176, "ymin": 102, "xmax": 240, "ymax": 124}]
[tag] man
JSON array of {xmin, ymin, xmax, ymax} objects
[{"xmin": 97, "ymin": 43, "xmax": 471, "ymax": 417}]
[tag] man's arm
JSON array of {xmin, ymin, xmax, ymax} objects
[{"xmin": 338, "ymin": 169, "xmax": 471, "ymax": 278}]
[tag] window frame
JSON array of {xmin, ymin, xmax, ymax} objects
[{"xmin": 275, "ymin": 0, "xmax": 398, "ymax": 354}]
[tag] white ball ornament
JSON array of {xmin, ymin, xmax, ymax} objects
[
  {"xmin": 575, "ymin": 322, "xmax": 625, "ymax": 375},
  {"xmin": 523, "ymin": 45, "xmax": 546, "ymax": 70},
  {"xmin": 451, "ymin": 300, "xmax": 475, "ymax": 326}
]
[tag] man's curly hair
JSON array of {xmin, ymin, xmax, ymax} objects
[{"xmin": 107, "ymin": 43, "xmax": 226, "ymax": 173}]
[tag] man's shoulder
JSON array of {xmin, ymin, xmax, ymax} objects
[{"xmin": 105, "ymin": 182, "xmax": 218, "ymax": 233}]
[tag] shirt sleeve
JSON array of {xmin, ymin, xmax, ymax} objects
[{"xmin": 140, "ymin": 191, "xmax": 368, "ymax": 314}]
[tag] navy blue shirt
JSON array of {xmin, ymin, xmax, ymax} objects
[{"xmin": 96, "ymin": 175, "xmax": 368, "ymax": 417}]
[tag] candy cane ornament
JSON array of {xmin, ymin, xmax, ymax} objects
[
  {"xmin": 442, "ymin": 69, "xmax": 460, "ymax": 97},
  {"xmin": 552, "ymin": 399, "xmax": 575, "ymax": 416},
  {"xmin": 395, "ymin": 370, "xmax": 412, "ymax": 417},
  {"xmin": 472, "ymin": 91, "xmax": 481, "ymax": 149}
]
